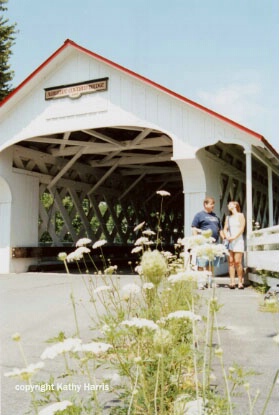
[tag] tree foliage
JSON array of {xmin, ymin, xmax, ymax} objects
[{"xmin": 0, "ymin": 0, "xmax": 17, "ymax": 101}]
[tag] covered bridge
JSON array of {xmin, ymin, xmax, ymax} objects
[{"xmin": 0, "ymin": 39, "xmax": 278, "ymax": 273}]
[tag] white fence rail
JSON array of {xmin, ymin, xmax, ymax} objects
[{"xmin": 246, "ymin": 225, "xmax": 279, "ymax": 286}]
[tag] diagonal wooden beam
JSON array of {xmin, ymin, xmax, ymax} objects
[
  {"xmin": 87, "ymin": 160, "xmax": 120, "ymax": 196},
  {"xmin": 131, "ymin": 128, "xmax": 153, "ymax": 146},
  {"xmin": 82, "ymin": 129, "xmax": 122, "ymax": 146},
  {"xmin": 60, "ymin": 131, "xmax": 71, "ymax": 151},
  {"xmin": 89, "ymin": 195, "xmax": 112, "ymax": 242},
  {"xmin": 69, "ymin": 188, "xmax": 94, "ymax": 239},
  {"xmin": 102, "ymin": 150, "xmax": 122, "ymax": 162},
  {"xmin": 47, "ymin": 147, "xmax": 84, "ymax": 190},
  {"xmin": 118, "ymin": 173, "xmax": 146, "ymax": 201},
  {"xmin": 49, "ymin": 188, "xmax": 77, "ymax": 242}
]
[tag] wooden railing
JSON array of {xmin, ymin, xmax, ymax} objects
[{"xmin": 246, "ymin": 225, "xmax": 279, "ymax": 286}]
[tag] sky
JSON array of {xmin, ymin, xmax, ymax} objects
[{"xmin": 5, "ymin": 0, "xmax": 279, "ymax": 151}]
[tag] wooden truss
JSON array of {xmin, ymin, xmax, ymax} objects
[{"xmin": 13, "ymin": 127, "xmax": 184, "ymax": 246}]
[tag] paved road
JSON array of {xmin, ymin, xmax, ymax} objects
[
  {"xmin": 0, "ymin": 273, "xmax": 278, "ymax": 414},
  {"xmin": 205, "ymin": 277, "xmax": 279, "ymax": 414}
]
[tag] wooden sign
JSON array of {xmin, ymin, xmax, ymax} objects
[{"xmin": 45, "ymin": 78, "xmax": 108, "ymax": 100}]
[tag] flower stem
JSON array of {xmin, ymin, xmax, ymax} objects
[{"xmin": 260, "ymin": 369, "xmax": 279, "ymax": 415}]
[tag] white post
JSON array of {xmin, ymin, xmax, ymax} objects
[
  {"xmin": 268, "ymin": 166, "xmax": 274, "ymax": 227},
  {"xmin": 244, "ymin": 147, "xmax": 253, "ymax": 235}
]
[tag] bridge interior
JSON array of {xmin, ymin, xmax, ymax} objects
[{"xmin": 13, "ymin": 126, "xmax": 184, "ymax": 249}]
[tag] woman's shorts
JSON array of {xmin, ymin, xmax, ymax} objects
[{"xmin": 229, "ymin": 237, "xmax": 244, "ymax": 253}]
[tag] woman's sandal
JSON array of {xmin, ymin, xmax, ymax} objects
[
  {"xmin": 238, "ymin": 284, "xmax": 244, "ymax": 290},
  {"xmin": 229, "ymin": 284, "xmax": 235, "ymax": 289}
]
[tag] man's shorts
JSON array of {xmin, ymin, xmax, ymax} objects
[{"xmin": 196, "ymin": 256, "xmax": 221, "ymax": 268}]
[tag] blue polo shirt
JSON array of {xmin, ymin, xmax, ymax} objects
[{"xmin": 191, "ymin": 210, "xmax": 222, "ymax": 241}]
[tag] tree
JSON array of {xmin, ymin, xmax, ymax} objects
[{"xmin": 0, "ymin": 0, "xmax": 16, "ymax": 101}]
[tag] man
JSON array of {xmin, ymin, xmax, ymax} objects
[
  {"xmin": 191, "ymin": 196, "xmax": 224, "ymax": 272},
  {"xmin": 192, "ymin": 196, "xmax": 223, "ymax": 241}
]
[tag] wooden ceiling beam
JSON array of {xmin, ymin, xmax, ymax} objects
[
  {"xmin": 49, "ymin": 136, "xmax": 172, "ymax": 157},
  {"xmin": 120, "ymin": 166, "xmax": 179, "ymax": 175},
  {"xmin": 90, "ymin": 153, "xmax": 171, "ymax": 167}
]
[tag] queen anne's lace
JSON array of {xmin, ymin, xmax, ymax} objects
[
  {"xmin": 121, "ymin": 317, "xmax": 159, "ymax": 331},
  {"xmin": 166, "ymin": 310, "xmax": 201, "ymax": 321},
  {"xmin": 4, "ymin": 362, "xmax": 44, "ymax": 378},
  {"xmin": 39, "ymin": 401, "xmax": 73, "ymax": 415},
  {"xmin": 40, "ymin": 338, "xmax": 82, "ymax": 360},
  {"xmin": 76, "ymin": 237, "xmax": 92, "ymax": 247}
]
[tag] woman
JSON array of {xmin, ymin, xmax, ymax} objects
[{"xmin": 224, "ymin": 201, "xmax": 246, "ymax": 289}]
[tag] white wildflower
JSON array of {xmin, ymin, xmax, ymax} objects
[
  {"xmin": 161, "ymin": 251, "xmax": 174, "ymax": 259},
  {"xmin": 121, "ymin": 317, "xmax": 159, "ymax": 331},
  {"xmin": 215, "ymin": 347, "xmax": 223, "ymax": 357},
  {"xmin": 57, "ymin": 252, "xmax": 67, "ymax": 261},
  {"xmin": 66, "ymin": 251, "xmax": 81, "ymax": 263},
  {"xmin": 145, "ymin": 240, "xmax": 155, "ymax": 246},
  {"xmin": 131, "ymin": 246, "xmax": 143, "ymax": 254},
  {"xmin": 168, "ymin": 271, "xmax": 207, "ymax": 284},
  {"xmin": 192, "ymin": 243, "xmax": 227, "ymax": 261},
  {"xmin": 153, "ymin": 328, "xmax": 173, "ymax": 349},
  {"xmin": 101, "ymin": 324, "xmax": 111, "ymax": 333},
  {"xmin": 12, "ymin": 333, "xmax": 21, "ymax": 342},
  {"xmin": 176, "ymin": 237, "xmax": 187, "ymax": 246},
  {"xmin": 184, "ymin": 235, "xmax": 211, "ymax": 250},
  {"xmin": 4, "ymin": 361, "xmax": 44, "ymax": 378},
  {"xmin": 134, "ymin": 221, "xmax": 145, "ymax": 231},
  {"xmin": 141, "ymin": 249, "xmax": 167, "ymax": 285},
  {"xmin": 156, "ymin": 190, "xmax": 171, "ymax": 197},
  {"xmin": 75, "ymin": 246, "xmax": 90, "ymax": 255},
  {"xmin": 74, "ymin": 341, "xmax": 112, "ymax": 354},
  {"xmin": 94, "ymin": 285, "xmax": 112, "ymax": 294},
  {"xmin": 104, "ymin": 265, "xmax": 118, "ymax": 274},
  {"xmin": 166, "ymin": 310, "xmax": 201, "ymax": 321},
  {"xmin": 134, "ymin": 236, "xmax": 150, "ymax": 246},
  {"xmin": 76, "ymin": 237, "xmax": 92, "ymax": 247},
  {"xmin": 40, "ymin": 338, "xmax": 82, "ymax": 360},
  {"xmin": 92, "ymin": 239, "xmax": 107, "ymax": 249},
  {"xmin": 201, "ymin": 229, "xmax": 213, "ymax": 238},
  {"xmin": 38, "ymin": 401, "xmax": 73, "ymax": 415},
  {"xmin": 135, "ymin": 265, "xmax": 143, "ymax": 275},
  {"xmin": 142, "ymin": 282, "xmax": 155, "ymax": 290},
  {"xmin": 120, "ymin": 283, "xmax": 141, "ymax": 300},
  {"xmin": 142, "ymin": 229, "xmax": 156, "ymax": 236}
]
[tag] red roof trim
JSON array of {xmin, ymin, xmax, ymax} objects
[{"xmin": 1, "ymin": 39, "xmax": 278, "ymax": 157}]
